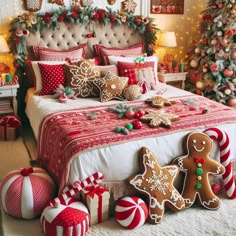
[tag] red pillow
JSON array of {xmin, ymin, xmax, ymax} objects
[
  {"xmin": 118, "ymin": 61, "xmax": 157, "ymax": 94},
  {"xmin": 38, "ymin": 63, "xmax": 66, "ymax": 96},
  {"xmin": 33, "ymin": 44, "xmax": 87, "ymax": 61},
  {"xmin": 93, "ymin": 43, "xmax": 144, "ymax": 65}
]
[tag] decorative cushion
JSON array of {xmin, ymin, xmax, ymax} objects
[
  {"xmin": 0, "ymin": 167, "xmax": 56, "ymax": 219},
  {"xmin": 115, "ymin": 196, "xmax": 148, "ymax": 229},
  {"xmin": 92, "ymin": 71, "xmax": 128, "ymax": 102},
  {"xmin": 93, "ymin": 43, "xmax": 144, "ymax": 65},
  {"xmin": 33, "ymin": 44, "xmax": 87, "ymax": 61},
  {"xmin": 172, "ymin": 131, "xmax": 226, "ymax": 209},
  {"xmin": 129, "ymin": 147, "xmax": 185, "ymax": 224},
  {"xmin": 29, "ymin": 61, "xmax": 65, "ymax": 93},
  {"xmin": 123, "ymin": 85, "xmax": 142, "ymax": 101},
  {"xmin": 41, "ymin": 198, "xmax": 89, "ymax": 236},
  {"xmin": 64, "ymin": 60, "xmax": 101, "ymax": 98},
  {"xmin": 108, "ymin": 55, "xmax": 159, "ymax": 84},
  {"xmin": 118, "ymin": 61, "xmax": 157, "ymax": 93},
  {"xmin": 95, "ymin": 65, "xmax": 118, "ymax": 76},
  {"xmin": 38, "ymin": 63, "xmax": 66, "ymax": 96}
]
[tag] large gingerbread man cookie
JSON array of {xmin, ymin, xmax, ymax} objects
[
  {"xmin": 145, "ymin": 96, "xmax": 173, "ymax": 108},
  {"xmin": 173, "ymin": 132, "xmax": 225, "ymax": 210},
  {"xmin": 129, "ymin": 147, "xmax": 185, "ymax": 224}
]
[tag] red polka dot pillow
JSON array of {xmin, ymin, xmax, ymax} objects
[{"xmin": 38, "ymin": 63, "xmax": 66, "ymax": 96}]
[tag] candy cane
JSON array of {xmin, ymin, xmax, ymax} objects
[
  {"xmin": 50, "ymin": 172, "xmax": 104, "ymax": 207},
  {"xmin": 204, "ymin": 127, "xmax": 236, "ymax": 199}
]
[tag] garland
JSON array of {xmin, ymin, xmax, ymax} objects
[{"xmin": 8, "ymin": 6, "xmax": 159, "ymax": 73}]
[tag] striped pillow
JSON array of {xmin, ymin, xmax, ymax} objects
[
  {"xmin": 33, "ymin": 44, "xmax": 87, "ymax": 61},
  {"xmin": 93, "ymin": 43, "xmax": 144, "ymax": 65}
]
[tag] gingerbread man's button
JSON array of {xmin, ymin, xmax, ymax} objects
[{"xmin": 196, "ymin": 168, "xmax": 203, "ymax": 175}]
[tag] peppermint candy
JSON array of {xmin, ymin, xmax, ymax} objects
[
  {"xmin": 204, "ymin": 127, "xmax": 236, "ymax": 199},
  {"xmin": 115, "ymin": 196, "xmax": 148, "ymax": 229}
]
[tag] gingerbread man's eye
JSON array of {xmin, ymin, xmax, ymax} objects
[
  {"xmin": 192, "ymin": 139, "xmax": 196, "ymax": 144},
  {"xmin": 202, "ymin": 141, "xmax": 206, "ymax": 145}
]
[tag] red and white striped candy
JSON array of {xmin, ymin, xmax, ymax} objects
[
  {"xmin": 115, "ymin": 196, "xmax": 148, "ymax": 229},
  {"xmin": 204, "ymin": 127, "xmax": 236, "ymax": 199},
  {"xmin": 0, "ymin": 167, "xmax": 56, "ymax": 219},
  {"xmin": 50, "ymin": 172, "xmax": 104, "ymax": 207}
]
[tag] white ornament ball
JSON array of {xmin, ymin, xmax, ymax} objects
[
  {"xmin": 190, "ymin": 59, "xmax": 198, "ymax": 68},
  {"xmin": 224, "ymin": 89, "xmax": 231, "ymax": 95},
  {"xmin": 217, "ymin": 31, "xmax": 223, "ymax": 36},
  {"xmin": 217, "ymin": 21, "xmax": 223, "ymax": 27},
  {"xmin": 203, "ymin": 67, "xmax": 208, "ymax": 73},
  {"xmin": 194, "ymin": 48, "xmax": 200, "ymax": 54},
  {"xmin": 115, "ymin": 196, "xmax": 148, "ymax": 229},
  {"xmin": 211, "ymin": 39, "xmax": 217, "ymax": 45},
  {"xmin": 0, "ymin": 167, "xmax": 56, "ymax": 219},
  {"xmin": 196, "ymin": 81, "xmax": 204, "ymax": 90}
]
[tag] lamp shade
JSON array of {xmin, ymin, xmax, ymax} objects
[
  {"xmin": 158, "ymin": 32, "xmax": 177, "ymax": 48},
  {"xmin": 0, "ymin": 35, "xmax": 10, "ymax": 53}
]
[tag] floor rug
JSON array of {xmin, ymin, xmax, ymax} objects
[{"xmin": 2, "ymin": 197, "xmax": 236, "ymax": 236}]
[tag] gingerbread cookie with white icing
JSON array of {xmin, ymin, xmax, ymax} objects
[
  {"xmin": 173, "ymin": 132, "xmax": 225, "ymax": 210},
  {"xmin": 129, "ymin": 147, "xmax": 185, "ymax": 224},
  {"xmin": 145, "ymin": 96, "xmax": 173, "ymax": 108}
]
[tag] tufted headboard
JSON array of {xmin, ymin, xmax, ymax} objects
[{"xmin": 26, "ymin": 21, "xmax": 145, "ymax": 59}]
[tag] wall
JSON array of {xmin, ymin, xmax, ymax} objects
[{"xmin": 0, "ymin": 0, "xmax": 207, "ymax": 72}]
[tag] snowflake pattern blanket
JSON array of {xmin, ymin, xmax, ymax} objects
[{"xmin": 37, "ymin": 94, "xmax": 236, "ymax": 192}]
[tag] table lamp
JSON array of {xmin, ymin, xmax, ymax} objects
[
  {"xmin": 158, "ymin": 31, "xmax": 177, "ymax": 62},
  {"xmin": 0, "ymin": 35, "xmax": 10, "ymax": 53}
]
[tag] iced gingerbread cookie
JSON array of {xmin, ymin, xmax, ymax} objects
[
  {"xmin": 129, "ymin": 147, "xmax": 185, "ymax": 224},
  {"xmin": 145, "ymin": 96, "xmax": 174, "ymax": 108},
  {"xmin": 139, "ymin": 109, "xmax": 179, "ymax": 128},
  {"xmin": 173, "ymin": 132, "xmax": 225, "ymax": 209}
]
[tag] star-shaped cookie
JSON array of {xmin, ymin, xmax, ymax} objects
[
  {"xmin": 145, "ymin": 96, "xmax": 173, "ymax": 108},
  {"xmin": 129, "ymin": 147, "xmax": 185, "ymax": 224},
  {"xmin": 122, "ymin": 0, "xmax": 137, "ymax": 13},
  {"xmin": 139, "ymin": 110, "xmax": 179, "ymax": 128},
  {"xmin": 93, "ymin": 71, "xmax": 128, "ymax": 102}
]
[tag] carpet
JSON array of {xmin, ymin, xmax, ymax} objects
[
  {"xmin": 1, "ymin": 197, "xmax": 236, "ymax": 236},
  {"xmin": 0, "ymin": 137, "xmax": 31, "ymax": 181}
]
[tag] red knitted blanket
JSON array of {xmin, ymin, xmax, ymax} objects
[{"xmin": 37, "ymin": 94, "xmax": 236, "ymax": 192}]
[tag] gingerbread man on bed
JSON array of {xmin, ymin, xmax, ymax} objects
[{"xmin": 173, "ymin": 131, "xmax": 225, "ymax": 210}]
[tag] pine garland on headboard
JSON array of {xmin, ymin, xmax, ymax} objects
[{"xmin": 8, "ymin": 6, "xmax": 159, "ymax": 74}]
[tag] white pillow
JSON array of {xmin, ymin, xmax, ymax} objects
[
  {"xmin": 30, "ymin": 61, "xmax": 65, "ymax": 93},
  {"xmin": 107, "ymin": 55, "xmax": 159, "ymax": 84}
]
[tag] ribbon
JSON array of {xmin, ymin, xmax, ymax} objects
[
  {"xmin": 194, "ymin": 157, "xmax": 205, "ymax": 164},
  {"xmin": 0, "ymin": 115, "xmax": 21, "ymax": 128},
  {"xmin": 84, "ymin": 185, "xmax": 108, "ymax": 223}
]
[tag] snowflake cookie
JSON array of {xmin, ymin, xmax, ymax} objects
[
  {"xmin": 129, "ymin": 147, "xmax": 185, "ymax": 224},
  {"xmin": 139, "ymin": 109, "xmax": 179, "ymax": 128}
]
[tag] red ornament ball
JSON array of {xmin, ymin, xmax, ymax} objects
[
  {"xmin": 132, "ymin": 120, "xmax": 142, "ymax": 129},
  {"xmin": 125, "ymin": 110, "xmax": 135, "ymax": 119},
  {"xmin": 115, "ymin": 196, "xmax": 148, "ymax": 229}
]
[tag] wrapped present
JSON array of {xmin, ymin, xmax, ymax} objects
[
  {"xmin": 0, "ymin": 115, "xmax": 21, "ymax": 141},
  {"xmin": 81, "ymin": 185, "xmax": 110, "ymax": 225}
]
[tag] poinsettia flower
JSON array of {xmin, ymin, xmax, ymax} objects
[
  {"xmin": 58, "ymin": 15, "xmax": 64, "ymax": 22},
  {"xmin": 109, "ymin": 14, "xmax": 116, "ymax": 22},
  {"xmin": 142, "ymin": 18, "xmax": 149, "ymax": 24},
  {"xmin": 134, "ymin": 17, "xmax": 142, "ymax": 25},
  {"xmin": 13, "ymin": 38, "xmax": 21, "ymax": 44}
]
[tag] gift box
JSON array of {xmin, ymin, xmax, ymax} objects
[
  {"xmin": 81, "ymin": 185, "xmax": 110, "ymax": 225},
  {"xmin": 0, "ymin": 115, "xmax": 21, "ymax": 141}
]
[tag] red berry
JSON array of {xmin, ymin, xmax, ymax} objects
[
  {"xmin": 125, "ymin": 110, "xmax": 135, "ymax": 119},
  {"xmin": 134, "ymin": 110, "xmax": 145, "ymax": 118},
  {"xmin": 132, "ymin": 120, "xmax": 142, "ymax": 129}
]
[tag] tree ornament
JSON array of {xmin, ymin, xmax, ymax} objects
[
  {"xmin": 223, "ymin": 68, "xmax": 234, "ymax": 77},
  {"xmin": 231, "ymin": 51, "xmax": 236, "ymax": 60},
  {"xmin": 23, "ymin": 0, "xmax": 43, "ymax": 12},
  {"xmin": 121, "ymin": 0, "xmax": 137, "ymax": 13},
  {"xmin": 107, "ymin": 0, "xmax": 116, "ymax": 4},
  {"xmin": 194, "ymin": 47, "xmax": 200, "ymax": 54},
  {"xmin": 48, "ymin": 0, "xmax": 65, "ymax": 6},
  {"xmin": 190, "ymin": 59, "xmax": 198, "ymax": 68}
]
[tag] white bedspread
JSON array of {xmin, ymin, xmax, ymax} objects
[{"xmin": 25, "ymin": 83, "xmax": 236, "ymax": 190}]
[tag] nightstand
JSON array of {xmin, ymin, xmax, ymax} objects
[
  {"xmin": 158, "ymin": 72, "xmax": 188, "ymax": 89},
  {"xmin": 0, "ymin": 84, "xmax": 19, "ymax": 115}
]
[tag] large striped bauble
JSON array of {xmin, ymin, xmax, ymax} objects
[
  {"xmin": 41, "ymin": 198, "xmax": 89, "ymax": 236},
  {"xmin": 115, "ymin": 196, "xmax": 148, "ymax": 229},
  {"xmin": 0, "ymin": 167, "xmax": 56, "ymax": 219}
]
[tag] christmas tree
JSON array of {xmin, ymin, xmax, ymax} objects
[{"xmin": 185, "ymin": 0, "xmax": 236, "ymax": 106}]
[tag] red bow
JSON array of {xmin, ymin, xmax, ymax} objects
[
  {"xmin": 194, "ymin": 157, "xmax": 205, "ymax": 164},
  {"xmin": 0, "ymin": 115, "xmax": 21, "ymax": 128},
  {"xmin": 84, "ymin": 185, "xmax": 108, "ymax": 199}
]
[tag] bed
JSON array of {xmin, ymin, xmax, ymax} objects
[{"xmin": 10, "ymin": 8, "xmax": 236, "ymax": 201}]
